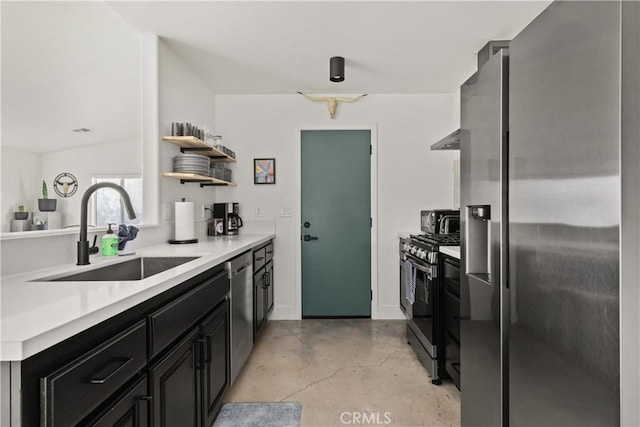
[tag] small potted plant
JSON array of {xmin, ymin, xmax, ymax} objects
[
  {"xmin": 32, "ymin": 217, "xmax": 47, "ymax": 231},
  {"xmin": 38, "ymin": 180, "xmax": 57, "ymax": 212},
  {"xmin": 14, "ymin": 205, "xmax": 28, "ymax": 220}
]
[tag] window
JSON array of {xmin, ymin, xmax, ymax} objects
[{"xmin": 92, "ymin": 176, "xmax": 143, "ymax": 227}]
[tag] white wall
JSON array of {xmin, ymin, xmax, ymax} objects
[
  {"xmin": 157, "ymin": 38, "xmax": 218, "ymax": 238},
  {"xmin": 0, "ymin": 38, "xmax": 217, "ymax": 276},
  {"xmin": 0, "ymin": 148, "xmax": 40, "ymax": 232},
  {"xmin": 38, "ymin": 137, "xmax": 141, "ymax": 227},
  {"xmin": 215, "ymin": 94, "xmax": 459, "ymax": 319}
]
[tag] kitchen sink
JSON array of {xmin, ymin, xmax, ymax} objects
[{"xmin": 35, "ymin": 257, "xmax": 201, "ymax": 282}]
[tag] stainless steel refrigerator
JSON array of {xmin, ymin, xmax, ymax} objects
[
  {"xmin": 461, "ymin": 1, "xmax": 639, "ymax": 426},
  {"xmin": 460, "ymin": 43, "xmax": 509, "ymax": 426}
]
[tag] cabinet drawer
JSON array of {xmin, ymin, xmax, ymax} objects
[
  {"xmin": 265, "ymin": 242, "xmax": 274, "ymax": 263},
  {"xmin": 149, "ymin": 270, "xmax": 229, "ymax": 358},
  {"xmin": 41, "ymin": 320, "xmax": 147, "ymax": 427},
  {"xmin": 253, "ymin": 247, "xmax": 266, "ymax": 272},
  {"xmin": 86, "ymin": 374, "xmax": 149, "ymax": 426}
]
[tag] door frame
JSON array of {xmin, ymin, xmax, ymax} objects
[{"xmin": 294, "ymin": 124, "xmax": 379, "ymax": 319}]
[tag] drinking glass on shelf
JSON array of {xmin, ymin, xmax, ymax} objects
[{"xmin": 213, "ymin": 135, "xmax": 223, "ymax": 151}]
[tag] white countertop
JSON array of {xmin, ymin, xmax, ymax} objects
[
  {"xmin": 0, "ymin": 233, "xmax": 274, "ymax": 361},
  {"xmin": 440, "ymin": 246, "xmax": 461, "ymax": 259}
]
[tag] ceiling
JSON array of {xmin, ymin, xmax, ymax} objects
[
  {"xmin": 1, "ymin": 1, "xmax": 551, "ymax": 154},
  {"xmin": 1, "ymin": 1, "xmax": 142, "ymax": 153},
  {"xmin": 109, "ymin": 0, "xmax": 551, "ymax": 95}
]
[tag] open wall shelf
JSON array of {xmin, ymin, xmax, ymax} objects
[
  {"xmin": 162, "ymin": 172, "xmax": 237, "ymax": 187},
  {"xmin": 162, "ymin": 136, "xmax": 236, "ymax": 163}
]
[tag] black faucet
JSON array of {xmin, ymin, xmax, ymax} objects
[{"xmin": 77, "ymin": 182, "xmax": 137, "ymax": 265}]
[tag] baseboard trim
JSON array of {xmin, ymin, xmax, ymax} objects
[
  {"xmin": 374, "ymin": 305, "xmax": 404, "ymax": 320},
  {"xmin": 302, "ymin": 315, "xmax": 370, "ymax": 319},
  {"xmin": 270, "ymin": 306, "xmax": 299, "ymax": 320}
]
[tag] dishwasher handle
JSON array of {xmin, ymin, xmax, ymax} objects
[{"xmin": 230, "ymin": 262, "xmax": 251, "ymax": 278}]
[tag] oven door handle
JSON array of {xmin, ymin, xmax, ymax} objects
[{"xmin": 404, "ymin": 254, "xmax": 436, "ymax": 276}]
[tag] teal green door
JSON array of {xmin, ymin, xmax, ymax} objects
[{"xmin": 301, "ymin": 130, "xmax": 371, "ymax": 317}]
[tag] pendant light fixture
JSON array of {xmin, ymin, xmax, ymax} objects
[{"xmin": 330, "ymin": 56, "xmax": 345, "ymax": 82}]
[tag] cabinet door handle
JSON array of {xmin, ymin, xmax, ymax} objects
[
  {"xmin": 88, "ymin": 357, "xmax": 132, "ymax": 384},
  {"xmin": 204, "ymin": 334, "xmax": 212, "ymax": 363},
  {"xmin": 194, "ymin": 339, "xmax": 206, "ymax": 370},
  {"xmin": 136, "ymin": 395, "xmax": 152, "ymax": 425}
]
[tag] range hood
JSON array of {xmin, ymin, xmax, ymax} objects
[
  {"xmin": 430, "ymin": 129, "xmax": 461, "ymax": 150},
  {"xmin": 430, "ymin": 41, "xmax": 510, "ymax": 152}
]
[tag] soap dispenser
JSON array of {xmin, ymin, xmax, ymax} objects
[{"xmin": 102, "ymin": 223, "xmax": 119, "ymax": 256}]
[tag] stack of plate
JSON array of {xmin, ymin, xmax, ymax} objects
[
  {"xmin": 173, "ymin": 154, "xmax": 210, "ymax": 176},
  {"xmin": 209, "ymin": 163, "xmax": 224, "ymax": 179}
]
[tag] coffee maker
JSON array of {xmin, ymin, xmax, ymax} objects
[{"xmin": 210, "ymin": 202, "xmax": 243, "ymax": 236}]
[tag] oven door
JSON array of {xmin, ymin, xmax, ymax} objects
[
  {"xmin": 405, "ymin": 253, "xmax": 438, "ymax": 357},
  {"xmin": 399, "ymin": 254, "xmax": 412, "ymax": 318}
]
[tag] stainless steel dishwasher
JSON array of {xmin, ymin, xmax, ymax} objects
[{"xmin": 227, "ymin": 252, "xmax": 253, "ymax": 384}]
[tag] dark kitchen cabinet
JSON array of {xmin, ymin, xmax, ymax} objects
[
  {"xmin": 149, "ymin": 282, "xmax": 230, "ymax": 427},
  {"xmin": 254, "ymin": 269, "xmax": 266, "ymax": 335},
  {"xmin": 22, "ymin": 263, "xmax": 229, "ymax": 427},
  {"xmin": 40, "ymin": 320, "xmax": 147, "ymax": 427},
  {"xmin": 201, "ymin": 305, "xmax": 230, "ymax": 427},
  {"xmin": 253, "ymin": 240, "xmax": 274, "ymax": 339},
  {"xmin": 441, "ymin": 255, "xmax": 461, "ymax": 389},
  {"xmin": 253, "ymin": 246, "xmax": 266, "ymax": 272},
  {"xmin": 148, "ymin": 269, "xmax": 229, "ymax": 359},
  {"xmin": 150, "ymin": 326, "xmax": 201, "ymax": 426},
  {"xmin": 265, "ymin": 261, "xmax": 274, "ymax": 314},
  {"xmin": 86, "ymin": 375, "xmax": 150, "ymax": 427},
  {"xmin": 148, "ymin": 304, "xmax": 230, "ymax": 427}
]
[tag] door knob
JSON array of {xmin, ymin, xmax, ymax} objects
[
  {"xmin": 303, "ymin": 222, "xmax": 310, "ymax": 228},
  {"xmin": 303, "ymin": 234, "xmax": 318, "ymax": 241}
]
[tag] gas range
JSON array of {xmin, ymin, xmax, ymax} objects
[
  {"xmin": 399, "ymin": 231, "xmax": 461, "ymax": 384},
  {"xmin": 401, "ymin": 233, "xmax": 460, "ymax": 264}
]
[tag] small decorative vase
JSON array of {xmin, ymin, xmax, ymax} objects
[
  {"xmin": 14, "ymin": 212, "xmax": 28, "ymax": 220},
  {"xmin": 38, "ymin": 199, "xmax": 57, "ymax": 212}
]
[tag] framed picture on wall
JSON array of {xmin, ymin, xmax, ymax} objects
[{"xmin": 254, "ymin": 158, "xmax": 276, "ymax": 184}]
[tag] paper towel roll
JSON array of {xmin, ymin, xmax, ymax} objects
[{"xmin": 174, "ymin": 201, "xmax": 195, "ymax": 241}]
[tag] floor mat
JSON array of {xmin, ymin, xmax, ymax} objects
[{"xmin": 214, "ymin": 402, "xmax": 302, "ymax": 427}]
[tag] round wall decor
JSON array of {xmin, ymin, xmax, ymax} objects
[{"xmin": 53, "ymin": 172, "xmax": 78, "ymax": 197}]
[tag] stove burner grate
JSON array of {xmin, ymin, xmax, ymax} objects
[{"xmin": 409, "ymin": 233, "xmax": 460, "ymax": 246}]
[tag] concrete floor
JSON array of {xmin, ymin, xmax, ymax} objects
[{"xmin": 224, "ymin": 319, "xmax": 461, "ymax": 426}]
